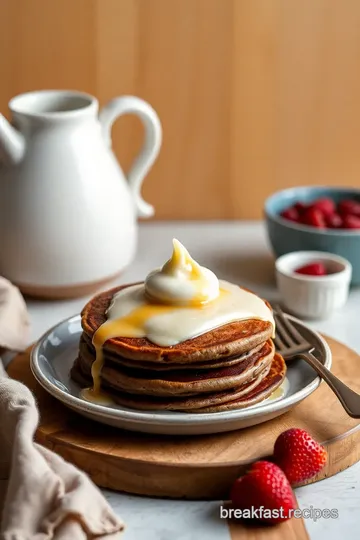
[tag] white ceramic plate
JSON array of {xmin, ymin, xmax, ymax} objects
[{"xmin": 30, "ymin": 314, "xmax": 332, "ymax": 435}]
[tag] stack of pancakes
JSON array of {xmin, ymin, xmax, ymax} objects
[{"xmin": 71, "ymin": 285, "xmax": 286, "ymax": 413}]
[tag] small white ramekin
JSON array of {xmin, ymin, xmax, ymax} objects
[{"xmin": 275, "ymin": 251, "xmax": 352, "ymax": 319}]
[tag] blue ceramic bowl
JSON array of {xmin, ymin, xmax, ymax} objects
[{"xmin": 264, "ymin": 186, "xmax": 360, "ymax": 285}]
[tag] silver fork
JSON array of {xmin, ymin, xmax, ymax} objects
[{"xmin": 274, "ymin": 305, "xmax": 360, "ymax": 418}]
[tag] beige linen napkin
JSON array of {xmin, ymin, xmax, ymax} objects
[{"xmin": 0, "ymin": 277, "xmax": 125, "ymax": 539}]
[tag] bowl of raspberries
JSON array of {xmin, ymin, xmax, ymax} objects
[{"xmin": 264, "ymin": 186, "xmax": 360, "ymax": 284}]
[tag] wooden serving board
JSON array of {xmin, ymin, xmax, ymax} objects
[{"xmin": 7, "ymin": 336, "xmax": 360, "ymax": 504}]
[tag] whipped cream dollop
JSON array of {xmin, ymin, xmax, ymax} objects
[
  {"xmin": 144, "ymin": 239, "xmax": 219, "ymax": 305},
  {"xmin": 102, "ymin": 239, "xmax": 275, "ymax": 347}
]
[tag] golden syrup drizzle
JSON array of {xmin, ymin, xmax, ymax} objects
[
  {"xmin": 267, "ymin": 379, "xmax": 289, "ymax": 402},
  {"xmin": 80, "ymin": 387, "xmax": 114, "ymax": 405},
  {"xmin": 162, "ymin": 239, "xmax": 193, "ymax": 275},
  {"xmin": 161, "ymin": 239, "xmax": 209, "ymax": 303},
  {"xmin": 268, "ymin": 386, "xmax": 285, "ymax": 401},
  {"xmin": 83, "ymin": 302, "xmax": 191, "ymax": 402}
]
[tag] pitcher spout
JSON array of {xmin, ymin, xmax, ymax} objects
[{"xmin": 0, "ymin": 114, "xmax": 25, "ymax": 165}]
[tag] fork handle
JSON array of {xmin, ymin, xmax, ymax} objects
[{"xmin": 298, "ymin": 352, "xmax": 360, "ymax": 418}]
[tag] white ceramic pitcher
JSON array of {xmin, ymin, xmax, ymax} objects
[{"xmin": 0, "ymin": 90, "xmax": 162, "ymax": 298}]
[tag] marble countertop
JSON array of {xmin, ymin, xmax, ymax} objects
[{"xmin": 24, "ymin": 221, "xmax": 360, "ymax": 539}]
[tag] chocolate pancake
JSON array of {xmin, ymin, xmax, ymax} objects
[
  {"xmin": 70, "ymin": 354, "xmax": 286, "ymax": 412},
  {"xmin": 76, "ymin": 340, "xmax": 274, "ymax": 397},
  {"xmin": 80, "ymin": 333, "xmax": 265, "ymax": 371},
  {"xmin": 193, "ymin": 353, "xmax": 286, "ymax": 413},
  {"xmin": 71, "ymin": 360, "xmax": 272, "ymax": 410},
  {"xmin": 80, "ymin": 284, "xmax": 274, "ymax": 364}
]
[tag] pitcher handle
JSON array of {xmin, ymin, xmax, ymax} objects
[{"xmin": 99, "ymin": 96, "xmax": 162, "ymax": 218}]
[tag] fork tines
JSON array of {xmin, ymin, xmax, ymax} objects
[{"xmin": 273, "ymin": 305, "xmax": 311, "ymax": 357}]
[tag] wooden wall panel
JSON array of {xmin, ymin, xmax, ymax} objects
[
  {"xmin": 277, "ymin": 0, "xmax": 360, "ymax": 191},
  {"xmin": 1, "ymin": 0, "xmax": 360, "ymax": 219},
  {"xmin": 231, "ymin": 0, "xmax": 279, "ymax": 216}
]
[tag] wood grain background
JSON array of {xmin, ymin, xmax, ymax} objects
[{"xmin": 1, "ymin": 0, "xmax": 360, "ymax": 219}]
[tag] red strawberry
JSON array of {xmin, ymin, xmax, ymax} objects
[
  {"xmin": 274, "ymin": 428, "xmax": 327, "ymax": 485},
  {"xmin": 301, "ymin": 207, "xmax": 326, "ymax": 228},
  {"xmin": 294, "ymin": 201, "xmax": 308, "ymax": 214},
  {"xmin": 311, "ymin": 197, "xmax": 336, "ymax": 216},
  {"xmin": 280, "ymin": 207, "xmax": 299, "ymax": 222},
  {"xmin": 230, "ymin": 461, "xmax": 296, "ymax": 524},
  {"xmin": 342, "ymin": 214, "xmax": 360, "ymax": 229},
  {"xmin": 325, "ymin": 212, "xmax": 342, "ymax": 228},
  {"xmin": 295, "ymin": 262, "xmax": 327, "ymax": 276},
  {"xmin": 338, "ymin": 199, "xmax": 360, "ymax": 216}
]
